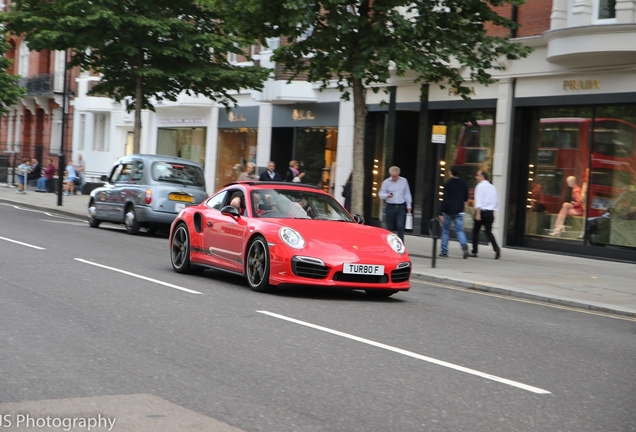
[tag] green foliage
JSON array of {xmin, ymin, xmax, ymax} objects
[
  {"xmin": 0, "ymin": 35, "xmax": 25, "ymax": 115},
  {"xmin": 1, "ymin": 0, "xmax": 271, "ymax": 111},
  {"xmin": 216, "ymin": 0, "xmax": 531, "ymax": 98}
]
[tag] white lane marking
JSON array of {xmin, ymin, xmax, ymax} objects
[
  {"xmin": 0, "ymin": 236, "xmax": 46, "ymax": 250},
  {"xmin": 257, "ymin": 310, "xmax": 551, "ymax": 395},
  {"xmin": 75, "ymin": 258, "xmax": 202, "ymax": 295}
]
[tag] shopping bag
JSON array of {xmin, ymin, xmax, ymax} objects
[{"xmin": 405, "ymin": 212, "xmax": 413, "ymax": 230}]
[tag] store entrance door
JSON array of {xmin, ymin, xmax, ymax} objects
[{"xmin": 271, "ymin": 127, "xmax": 338, "ymax": 191}]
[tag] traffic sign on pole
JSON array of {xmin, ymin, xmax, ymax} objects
[{"xmin": 431, "ymin": 125, "xmax": 447, "ymax": 144}]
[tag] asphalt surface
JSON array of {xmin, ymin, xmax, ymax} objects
[
  {"xmin": 1, "ymin": 183, "xmax": 635, "ymax": 319},
  {"xmin": 0, "ymin": 203, "xmax": 635, "ymax": 431}
]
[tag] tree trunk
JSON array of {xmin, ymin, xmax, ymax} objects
[
  {"xmin": 133, "ymin": 51, "xmax": 143, "ymax": 154},
  {"xmin": 351, "ymin": 77, "xmax": 367, "ymax": 216}
]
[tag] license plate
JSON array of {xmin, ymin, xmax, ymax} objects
[
  {"xmin": 175, "ymin": 203, "xmax": 186, "ymax": 212},
  {"xmin": 343, "ymin": 263, "xmax": 384, "ymax": 276},
  {"xmin": 169, "ymin": 193, "xmax": 194, "ymax": 203}
]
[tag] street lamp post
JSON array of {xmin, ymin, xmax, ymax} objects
[{"xmin": 57, "ymin": 49, "xmax": 70, "ymax": 206}]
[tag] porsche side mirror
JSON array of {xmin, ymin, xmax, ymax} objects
[
  {"xmin": 353, "ymin": 214, "xmax": 365, "ymax": 224},
  {"xmin": 221, "ymin": 205, "xmax": 241, "ymax": 218},
  {"xmin": 100, "ymin": 174, "xmax": 109, "ymax": 182}
]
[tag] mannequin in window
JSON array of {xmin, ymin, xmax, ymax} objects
[{"xmin": 549, "ymin": 175, "xmax": 583, "ymax": 236}]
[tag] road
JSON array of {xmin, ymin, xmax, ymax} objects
[{"xmin": 0, "ymin": 202, "xmax": 635, "ymax": 432}]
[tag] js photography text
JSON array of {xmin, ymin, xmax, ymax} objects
[{"xmin": 0, "ymin": 414, "xmax": 116, "ymax": 431}]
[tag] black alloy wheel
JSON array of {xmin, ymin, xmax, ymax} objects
[
  {"xmin": 246, "ymin": 236, "xmax": 272, "ymax": 292},
  {"xmin": 171, "ymin": 223, "xmax": 201, "ymax": 274}
]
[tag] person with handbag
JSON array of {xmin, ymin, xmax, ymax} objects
[
  {"xmin": 438, "ymin": 165, "xmax": 469, "ymax": 258},
  {"xmin": 285, "ymin": 160, "xmax": 305, "ymax": 183}
]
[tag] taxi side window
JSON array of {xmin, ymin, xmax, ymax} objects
[
  {"xmin": 206, "ymin": 191, "xmax": 227, "ymax": 210},
  {"xmin": 132, "ymin": 161, "xmax": 144, "ymax": 182}
]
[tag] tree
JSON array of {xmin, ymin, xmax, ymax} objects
[
  {"xmin": 0, "ymin": 34, "xmax": 25, "ymax": 115},
  {"xmin": 216, "ymin": 0, "xmax": 531, "ymax": 215},
  {"xmin": 1, "ymin": 0, "xmax": 271, "ymax": 153}
]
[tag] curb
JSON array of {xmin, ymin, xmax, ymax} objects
[
  {"xmin": 410, "ymin": 273, "xmax": 636, "ymax": 319},
  {"xmin": 0, "ymin": 198, "xmax": 85, "ymax": 221}
]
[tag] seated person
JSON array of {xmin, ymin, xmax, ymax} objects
[
  {"xmin": 271, "ymin": 196, "xmax": 308, "ymax": 218},
  {"xmin": 550, "ymin": 175, "xmax": 583, "ymax": 236},
  {"xmin": 230, "ymin": 196, "xmax": 245, "ymax": 215}
]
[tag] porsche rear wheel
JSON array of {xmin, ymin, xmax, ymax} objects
[
  {"xmin": 171, "ymin": 223, "xmax": 201, "ymax": 274},
  {"xmin": 246, "ymin": 236, "xmax": 272, "ymax": 292},
  {"xmin": 365, "ymin": 289, "xmax": 398, "ymax": 298}
]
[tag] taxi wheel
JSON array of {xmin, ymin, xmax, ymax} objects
[
  {"xmin": 365, "ymin": 289, "xmax": 398, "ymax": 298},
  {"xmin": 88, "ymin": 200, "xmax": 100, "ymax": 228},
  {"xmin": 125, "ymin": 205, "xmax": 140, "ymax": 235},
  {"xmin": 171, "ymin": 223, "xmax": 202, "ymax": 274},
  {"xmin": 246, "ymin": 236, "xmax": 272, "ymax": 292}
]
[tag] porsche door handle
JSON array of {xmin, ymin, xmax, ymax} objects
[{"xmin": 206, "ymin": 221, "xmax": 213, "ymax": 227}]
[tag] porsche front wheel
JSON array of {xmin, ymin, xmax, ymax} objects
[{"xmin": 246, "ymin": 236, "xmax": 272, "ymax": 292}]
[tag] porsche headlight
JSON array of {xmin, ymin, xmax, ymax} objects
[
  {"xmin": 387, "ymin": 233, "xmax": 405, "ymax": 255},
  {"xmin": 279, "ymin": 227, "xmax": 306, "ymax": 249}
]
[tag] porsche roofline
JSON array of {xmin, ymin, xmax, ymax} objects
[{"xmin": 222, "ymin": 181, "xmax": 322, "ymax": 190}]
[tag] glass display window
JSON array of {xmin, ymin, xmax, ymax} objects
[
  {"xmin": 524, "ymin": 105, "xmax": 636, "ymax": 250},
  {"xmin": 216, "ymin": 128, "xmax": 258, "ymax": 191}
]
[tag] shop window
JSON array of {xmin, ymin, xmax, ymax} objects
[
  {"xmin": 216, "ymin": 128, "xmax": 257, "ymax": 191},
  {"xmin": 157, "ymin": 127, "xmax": 206, "ymax": 168},
  {"xmin": 441, "ymin": 110, "xmax": 496, "ymax": 230},
  {"xmin": 525, "ymin": 105, "xmax": 636, "ymax": 250}
]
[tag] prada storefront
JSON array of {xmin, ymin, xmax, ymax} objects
[{"xmin": 508, "ymin": 73, "xmax": 636, "ymax": 262}]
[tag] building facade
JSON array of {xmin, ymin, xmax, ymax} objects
[
  {"xmin": 65, "ymin": 0, "xmax": 636, "ymax": 261},
  {"xmin": 0, "ymin": 28, "xmax": 76, "ymax": 171}
]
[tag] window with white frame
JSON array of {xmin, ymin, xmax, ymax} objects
[
  {"xmin": 93, "ymin": 113, "xmax": 109, "ymax": 151},
  {"xmin": 18, "ymin": 40, "xmax": 29, "ymax": 78},
  {"xmin": 78, "ymin": 114, "xmax": 86, "ymax": 151},
  {"xmin": 51, "ymin": 108, "xmax": 62, "ymax": 154},
  {"xmin": 595, "ymin": 0, "xmax": 616, "ymax": 21}
]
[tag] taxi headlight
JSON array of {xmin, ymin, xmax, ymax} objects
[
  {"xmin": 387, "ymin": 233, "xmax": 405, "ymax": 254},
  {"xmin": 279, "ymin": 227, "xmax": 306, "ymax": 249}
]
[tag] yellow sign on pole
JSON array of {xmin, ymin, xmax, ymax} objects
[
  {"xmin": 432, "ymin": 125, "xmax": 447, "ymax": 135},
  {"xmin": 431, "ymin": 125, "xmax": 447, "ymax": 144}
]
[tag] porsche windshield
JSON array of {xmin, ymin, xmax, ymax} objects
[{"xmin": 251, "ymin": 189, "xmax": 354, "ymax": 221}]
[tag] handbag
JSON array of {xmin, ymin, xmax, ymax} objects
[{"xmin": 405, "ymin": 212, "xmax": 413, "ymax": 230}]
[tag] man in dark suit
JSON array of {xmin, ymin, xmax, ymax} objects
[{"xmin": 258, "ymin": 161, "xmax": 283, "ymax": 181}]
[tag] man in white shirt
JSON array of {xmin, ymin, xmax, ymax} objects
[
  {"xmin": 378, "ymin": 166, "xmax": 412, "ymax": 242},
  {"xmin": 471, "ymin": 170, "xmax": 501, "ymax": 259}
]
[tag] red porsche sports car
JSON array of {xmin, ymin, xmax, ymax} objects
[{"xmin": 169, "ymin": 182, "xmax": 411, "ymax": 297}]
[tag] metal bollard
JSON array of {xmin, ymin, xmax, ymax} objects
[{"xmin": 428, "ymin": 217, "xmax": 442, "ymax": 268}]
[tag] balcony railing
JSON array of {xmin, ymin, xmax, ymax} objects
[{"xmin": 18, "ymin": 73, "xmax": 64, "ymax": 96}]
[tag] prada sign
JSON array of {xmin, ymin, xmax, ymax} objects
[{"xmin": 563, "ymin": 79, "xmax": 601, "ymax": 91}]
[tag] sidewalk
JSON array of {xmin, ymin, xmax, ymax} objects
[{"xmin": 1, "ymin": 182, "xmax": 635, "ymax": 317}]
